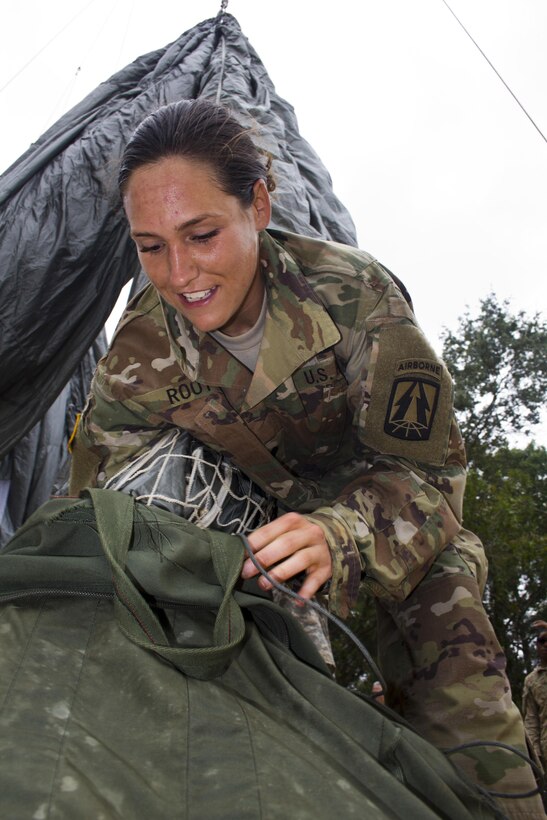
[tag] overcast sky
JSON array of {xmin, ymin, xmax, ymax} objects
[{"xmin": 1, "ymin": 0, "xmax": 546, "ymax": 438}]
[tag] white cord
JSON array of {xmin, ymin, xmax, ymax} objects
[{"xmin": 103, "ymin": 430, "xmax": 273, "ymax": 534}]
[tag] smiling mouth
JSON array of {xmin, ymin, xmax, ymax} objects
[{"xmin": 182, "ymin": 287, "xmax": 216, "ymax": 304}]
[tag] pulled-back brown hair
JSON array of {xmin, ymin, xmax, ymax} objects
[{"xmin": 118, "ymin": 98, "xmax": 275, "ymax": 206}]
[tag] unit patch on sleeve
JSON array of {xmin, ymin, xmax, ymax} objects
[
  {"xmin": 358, "ymin": 323, "xmax": 452, "ymax": 465},
  {"xmin": 384, "ymin": 359, "xmax": 441, "ymax": 441}
]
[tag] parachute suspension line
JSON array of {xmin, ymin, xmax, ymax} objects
[
  {"xmin": 116, "ymin": 0, "xmax": 136, "ymax": 74},
  {"xmin": 215, "ymin": 2, "xmax": 229, "ymax": 104},
  {"xmin": 40, "ymin": 0, "xmax": 119, "ymax": 133},
  {"xmin": 41, "ymin": 67, "xmax": 82, "ymax": 135},
  {"xmin": 240, "ymin": 534, "xmax": 387, "ymax": 693},
  {"xmin": 103, "ymin": 429, "xmax": 275, "ymax": 534},
  {"xmin": 0, "ymin": 0, "xmax": 98, "ymax": 96},
  {"xmin": 146, "ymin": 431, "xmax": 179, "ymax": 508},
  {"xmin": 440, "ymin": 0, "xmax": 547, "ymax": 146}
]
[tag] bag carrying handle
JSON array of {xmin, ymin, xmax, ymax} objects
[{"xmin": 87, "ymin": 488, "xmax": 246, "ymax": 680}]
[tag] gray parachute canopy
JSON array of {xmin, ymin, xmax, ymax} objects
[{"xmin": 0, "ymin": 12, "xmax": 357, "ymax": 461}]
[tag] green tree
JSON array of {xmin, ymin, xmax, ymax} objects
[
  {"xmin": 440, "ymin": 293, "xmax": 547, "ymax": 462},
  {"xmin": 330, "ymin": 597, "xmax": 378, "ymax": 693},
  {"xmin": 440, "ymin": 294, "xmax": 547, "ymax": 696},
  {"xmin": 462, "ymin": 444, "xmax": 547, "ymax": 703}
]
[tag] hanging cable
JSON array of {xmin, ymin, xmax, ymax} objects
[
  {"xmin": 0, "ymin": 0, "xmax": 98, "ymax": 95},
  {"xmin": 440, "ymin": 0, "xmax": 547, "ymax": 145},
  {"xmin": 40, "ymin": 0, "xmax": 120, "ymax": 132},
  {"xmin": 116, "ymin": 0, "xmax": 136, "ymax": 71},
  {"xmin": 41, "ymin": 66, "xmax": 82, "ymax": 134},
  {"xmin": 240, "ymin": 534, "xmax": 387, "ymax": 691}
]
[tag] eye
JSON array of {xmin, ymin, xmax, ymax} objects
[
  {"xmin": 138, "ymin": 243, "xmax": 163, "ymax": 254},
  {"xmin": 191, "ymin": 229, "xmax": 219, "ymax": 244}
]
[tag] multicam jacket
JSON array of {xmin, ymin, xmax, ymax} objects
[
  {"xmin": 523, "ymin": 665, "xmax": 547, "ymax": 767},
  {"xmin": 71, "ymin": 229, "xmax": 475, "ymax": 617}
]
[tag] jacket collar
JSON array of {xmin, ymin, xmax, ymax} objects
[{"xmin": 161, "ymin": 231, "xmax": 341, "ymax": 408}]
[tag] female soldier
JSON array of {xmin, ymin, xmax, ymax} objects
[{"xmin": 70, "ymin": 98, "xmax": 542, "ymax": 817}]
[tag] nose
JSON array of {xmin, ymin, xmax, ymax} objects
[{"xmin": 168, "ymin": 245, "xmax": 199, "ymax": 289}]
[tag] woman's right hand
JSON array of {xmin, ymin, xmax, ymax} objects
[{"xmin": 241, "ymin": 512, "xmax": 332, "ymax": 603}]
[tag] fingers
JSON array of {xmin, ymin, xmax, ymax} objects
[
  {"xmin": 245, "ymin": 515, "xmax": 316, "ymax": 568},
  {"xmin": 243, "ymin": 512, "xmax": 322, "ymax": 574},
  {"xmin": 296, "ymin": 566, "xmax": 332, "ymax": 602},
  {"xmin": 253, "ymin": 548, "xmax": 330, "ymax": 601},
  {"xmin": 245, "ymin": 512, "xmax": 307, "ymax": 554},
  {"xmin": 241, "ymin": 512, "xmax": 332, "ymax": 601}
]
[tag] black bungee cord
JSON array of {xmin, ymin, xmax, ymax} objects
[
  {"xmin": 240, "ymin": 535, "xmax": 544, "ymax": 803},
  {"xmin": 240, "ymin": 533, "xmax": 387, "ymax": 691}
]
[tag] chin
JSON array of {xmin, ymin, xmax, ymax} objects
[{"xmin": 189, "ymin": 317, "xmax": 223, "ymax": 334}]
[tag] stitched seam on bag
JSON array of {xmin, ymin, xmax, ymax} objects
[
  {"xmin": 113, "ymin": 580, "xmax": 158, "ymax": 645},
  {"xmin": 0, "ymin": 599, "xmax": 45, "ymax": 713},
  {"xmin": 46, "ymin": 599, "xmax": 102, "ymax": 815},
  {"xmin": 218, "ymin": 538, "xmax": 231, "ymax": 643},
  {"xmin": 46, "ymin": 502, "xmax": 89, "ymax": 524},
  {"xmin": 211, "ymin": 531, "xmax": 232, "ymax": 645},
  {"xmin": 237, "ymin": 699, "xmax": 264, "ymax": 817},
  {"xmin": 184, "ymin": 679, "xmax": 191, "ymax": 817}
]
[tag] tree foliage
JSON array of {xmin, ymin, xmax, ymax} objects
[
  {"xmin": 463, "ymin": 444, "xmax": 547, "ymax": 702},
  {"xmin": 441, "ymin": 294, "xmax": 547, "ymax": 697},
  {"xmin": 332, "ymin": 294, "xmax": 547, "ymax": 700},
  {"xmin": 440, "ymin": 293, "xmax": 547, "ymax": 462},
  {"xmin": 330, "ymin": 597, "xmax": 378, "ymax": 694}
]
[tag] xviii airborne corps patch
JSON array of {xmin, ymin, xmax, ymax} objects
[{"xmin": 384, "ymin": 358, "xmax": 441, "ymax": 441}]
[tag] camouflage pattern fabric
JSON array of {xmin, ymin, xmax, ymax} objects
[
  {"xmin": 70, "ymin": 229, "xmax": 543, "ymax": 817},
  {"xmin": 377, "ymin": 543, "xmax": 544, "ymax": 818},
  {"xmin": 70, "ymin": 229, "xmax": 465, "ymax": 617},
  {"xmin": 523, "ymin": 664, "xmax": 547, "ymax": 772},
  {"xmin": 271, "ymin": 583, "xmax": 335, "ymax": 670}
]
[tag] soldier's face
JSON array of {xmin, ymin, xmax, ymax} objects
[{"xmin": 124, "ymin": 156, "xmax": 271, "ymax": 336}]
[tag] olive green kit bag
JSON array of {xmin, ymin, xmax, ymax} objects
[{"xmin": 0, "ymin": 489, "xmax": 502, "ymax": 819}]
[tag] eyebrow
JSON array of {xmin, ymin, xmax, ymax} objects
[{"xmin": 131, "ymin": 213, "xmax": 220, "ymax": 238}]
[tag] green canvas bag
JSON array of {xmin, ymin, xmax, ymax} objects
[{"xmin": 0, "ymin": 489, "xmax": 502, "ymax": 819}]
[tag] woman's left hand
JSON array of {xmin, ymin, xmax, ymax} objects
[{"xmin": 241, "ymin": 512, "xmax": 332, "ymax": 602}]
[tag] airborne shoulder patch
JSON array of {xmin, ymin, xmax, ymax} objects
[
  {"xmin": 384, "ymin": 359, "xmax": 441, "ymax": 441},
  {"xmin": 358, "ymin": 324, "xmax": 452, "ymax": 465}
]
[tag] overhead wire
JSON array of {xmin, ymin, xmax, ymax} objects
[
  {"xmin": 116, "ymin": 0, "xmax": 136, "ymax": 69},
  {"xmin": 40, "ymin": 0, "xmax": 120, "ymax": 132},
  {"xmin": 41, "ymin": 67, "xmax": 83, "ymax": 134},
  {"xmin": 0, "ymin": 0, "xmax": 98, "ymax": 95},
  {"xmin": 440, "ymin": 0, "xmax": 547, "ymax": 146}
]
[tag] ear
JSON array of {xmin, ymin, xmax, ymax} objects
[{"xmin": 251, "ymin": 179, "xmax": 271, "ymax": 230}]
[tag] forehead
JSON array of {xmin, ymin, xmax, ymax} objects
[
  {"xmin": 123, "ymin": 156, "xmax": 235, "ymax": 228},
  {"xmin": 125, "ymin": 156, "xmax": 219, "ymax": 196}
]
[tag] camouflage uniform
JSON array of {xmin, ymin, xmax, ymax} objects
[
  {"xmin": 71, "ymin": 229, "xmax": 543, "ymax": 817},
  {"xmin": 523, "ymin": 664, "xmax": 547, "ymax": 771}
]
